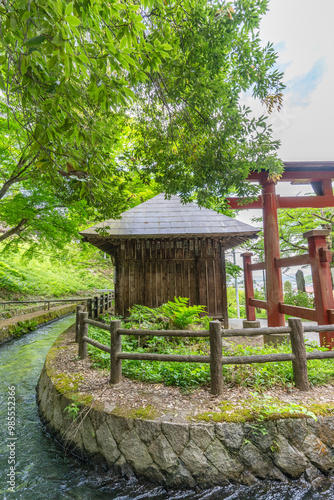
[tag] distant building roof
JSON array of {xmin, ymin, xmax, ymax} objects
[{"xmin": 80, "ymin": 194, "xmax": 260, "ymax": 252}]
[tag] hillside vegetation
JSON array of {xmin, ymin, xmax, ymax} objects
[{"xmin": 0, "ymin": 244, "xmax": 113, "ymax": 300}]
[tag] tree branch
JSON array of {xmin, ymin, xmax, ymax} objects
[
  {"xmin": 280, "ymin": 234, "xmax": 308, "ymax": 252},
  {"xmin": 0, "ymin": 219, "xmax": 28, "ymax": 242},
  {"xmin": 0, "ymin": 154, "xmax": 38, "ymax": 200}
]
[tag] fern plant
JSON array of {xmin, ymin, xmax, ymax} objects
[{"xmin": 128, "ymin": 297, "xmax": 209, "ymax": 330}]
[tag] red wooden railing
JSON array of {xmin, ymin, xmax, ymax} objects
[{"xmin": 242, "ymin": 229, "xmax": 334, "ymax": 349}]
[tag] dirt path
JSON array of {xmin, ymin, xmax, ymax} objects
[{"xmin": 51, "ymin": 328, "xmax": 334, "ymax": 424}]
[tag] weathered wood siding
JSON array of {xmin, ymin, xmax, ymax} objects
[{"xmin": 114, "ymin": 237, "xmax": 228, "ymax": 321}]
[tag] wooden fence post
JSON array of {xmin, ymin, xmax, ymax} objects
[
  {"xmin": 110, "ymin": 319, "xmax": 122, "ymax": 384},
  {"xmin": 288, "ymin": 317, "xmax": 309, "ymax": 391},
  {"xmin": 94, "ymin": 296, "xmax": 98, "ymax": 319},
  {"xmin": 87, "ymin": 298, "xmax": 92, "ymax": 319},
  {"xmin": 210, "ymin": 321, "xmax": 223, "ymax": 395},
  {"xmin": 78, "ymin": 311, "xmax": 88, "ymax": 359},
  {"xmin": 75, "ymin": 304, "xmax": 84, "ymax": 342}
]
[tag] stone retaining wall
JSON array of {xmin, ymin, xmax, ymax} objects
[
  {"xmin": 36, "ymin": 334, "xmax": 334, "ymax": 488},
  {"xmin": 0, "ymin": 304, "xmax": 76, "ymax": 343}
]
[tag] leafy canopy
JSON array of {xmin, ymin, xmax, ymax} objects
[{"xmin": 0, "ymin": 0, "xmax": 284, "ymax": 249}]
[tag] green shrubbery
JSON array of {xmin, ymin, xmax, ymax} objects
[
  {"xmin": 127, "ymin": 297, "xmax": 210, "ymax": 330},
  {"xmin": 284, "ymin": 289, "xmax": 314, "ymax": 309},
  {"xmin": 0, "ymin": 244, "xmax": 113, "ymax": 298},
  {"xmin": 0, "ymin": 261, "xmax": 30, "ymax": 293},
  {"xmin": 86, "ymin": 300, "xmax": 334, "ymax": 391},
  {"xmin": 227, "ymin": 286, "xmax": 245, "ymax": 317}
]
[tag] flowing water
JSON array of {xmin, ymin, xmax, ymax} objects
[{"xmin": 1, "ymin": 315, "xmax": 334, "ymax": 499}]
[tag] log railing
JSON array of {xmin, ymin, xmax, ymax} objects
[
  {"xmin": 0, "ymin": 291, "xmax": 114, "ymax": 317},
  {"xmin": 76, "ymin": 308, "xmax": 334, "ymax": 395}
]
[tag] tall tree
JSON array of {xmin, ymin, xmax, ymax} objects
[
  {"xmin": 0, "ymin": 0, "xmax": 284, "ymax": 247},
  {"xmin": 131, "ymin": 0, "xmax": 285, "ymax": 207}
]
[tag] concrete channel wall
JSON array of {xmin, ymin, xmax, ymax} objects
[
  {"xmin": 0, "ymin": 305, "xmax": 76, "ymax": 343},
  {"xmin": 36, "ymin": 332, "xmax": 334, "ymax": 488}
]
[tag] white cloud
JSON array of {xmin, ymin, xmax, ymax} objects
[{"xmin": 241, "ymin": 0, "xmax": 334, "ymax": 161}]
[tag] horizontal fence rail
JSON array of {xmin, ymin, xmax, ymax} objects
[
  {"xmin": 117, "ymin": 328, "xmax": 210, "ymax": 337},
  {"xmin": 76, "ymin": 308, "xmax": 334, "ymax": 395},
  {"xmin": 279, "ymin": 303, "xmax": 317, "ymax": 321},
  {"xmin": 0, "ymin": 291, "xmax": 114, "ymax": 316},
  {"xmin": 249, "ymin": 298, "xmax": 267, "ymax": 310}
]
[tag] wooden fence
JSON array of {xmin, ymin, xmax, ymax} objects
[
  {"xmin": 76, "ymin": 309, "xmax": 334, "ymax": 394},
  {"xmin": 1, "ymin": 292, "xmax": 114, "ymax": 317}
]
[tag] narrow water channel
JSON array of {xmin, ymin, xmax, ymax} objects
[{"xmin": 1, "ymin": 315, "xmax": 334, "ymax": 499}]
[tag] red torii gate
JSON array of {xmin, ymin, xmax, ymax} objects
[{"xmin": 226, "ymin": 161, "xmax": 334, "ymax": 348}]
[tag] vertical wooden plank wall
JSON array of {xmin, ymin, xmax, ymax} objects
[{"xmin": 114, "ymin": 237, "xmax": 227, "ymax": 319}]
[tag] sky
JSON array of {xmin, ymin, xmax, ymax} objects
[
  {"xmin": 252, "ymin": 0, "xmax": 334, "ymax": 161},
  {"xmin": 235, "ymin": 0, "xmax": 334, "ymax": 230}
]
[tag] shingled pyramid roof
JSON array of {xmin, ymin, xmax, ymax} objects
[{"xmin": 80, "ymin": 194, "xmax": 259, "ymax": 249}]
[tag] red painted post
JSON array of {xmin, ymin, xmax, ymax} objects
[
  {"xmin": 241, "ymin": 252, "xmax": 256, "ymax": 321},
  {"xmin": 321, "ymin": 179, "xmax": 333, "ymax": 196},
  {"xmin": 261, "ymin": 180, "xmax": 285, "ymax": 328},
  {"xmin": 304, "ymin": 229, "xmax": 334, "ymax": 349}
]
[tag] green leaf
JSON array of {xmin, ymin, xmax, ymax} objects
[
  {"xmin": 65, "ymin": 15, "xmax": 81, "ymax": 27},
  {"xmin": 21, "ymin": 11, "xmax": 31, "ymax": 23},
  {"xmin": 56, "ymin": 0, "xmax": 63, "ymax": 16},
  {"xmin": 122, "ymin": 54, "xmax": 136, "ymax": 66},
  {"xmin": 160, "ymin": 43, "xmax": 173, "ymax": 51},
  {"xmin": 24, "ymin": 35, "xmax": 46, "ymax": 47},
  {"xmin": 119, "ymin": 37, "xmax": 127, "ymax": 50},
  {"xmin": 65, "ymin": 2, "xmax": 73, "ymax": 16},
  {"xmin": 79, "ymin": 53, "xmax": 89, "ymax": 64},
  {"xmin": 21, "ymin": 55, "xmax": 28, "ymax": 75}
]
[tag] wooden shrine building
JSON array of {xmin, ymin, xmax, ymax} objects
[{"xmin": 80, "ymin": 194, "xmax": 259, "ymax": 323}]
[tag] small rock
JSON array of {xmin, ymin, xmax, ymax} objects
[
  {"xmin": 143, "ymin": 464, "xmax": 166, "ymax": 484},
  {"xmin": 119, "ymin": 429, "xmax": 153, "ymax": 473},
  {"xmin": 277, "ymin": 418, "xmax": 308, "ymax": 448},
  {"xmin": 166, "ymin": 464, "xmax": 196, "ymax": 488},
  {"xmin": 106, "ymin": 414, "xmax": 133, "ymax": 444},
  {"xmin": 180, "ymin": 441, "xmax": 210, "ymax": 478},
  {"xmin": 215, "ymin": 422, "xmax": 244, "ymax": 452},
  {"xmin": 81, "ymin": 415, "xmax": 99, "ymax": 455},
  {"xmin": 190, "ymin": 423, "xmax": 215, "ymax": 451},
  {"xmin": 161, "ymin": 422, "xmax": 189, "ymax": 455},
  {"xmin": 205, "ymin": 438, "xmax": 243, "ymax": 480},
  {"xmin": 302, "ymin": 434, "xmax": 334, "ymax": 473},
  {"xmin": 272, "ymin": 435, "xmax": 308, "ymax": 479},
  {"xmin": 95, "ymin": 421, "xmax": 120, "ymax": 465},
  {"xmin": 149, "ymin": 433, "xmax": 179, "ymax": 471},
  {"xmin": 305, "ymin": 463, "xmax": 325, "ymax": 483},
  {"xmin": 240, "ymin": 470, "xmax": 258, "ymax": 486},
  {"xmin": 267, "ymin": 466, "xmax": 287, "ymax": 482},
  {"xmin": 135, "ymin": 419, "xmax": 161, "ymax": 446},
  {"xmin": 114, "ymin": 454, "xmax": 135, "ymax": 479},
  {"xmin": 238, "ymin": 441, "xmax": 272, "ymax": 479}
]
